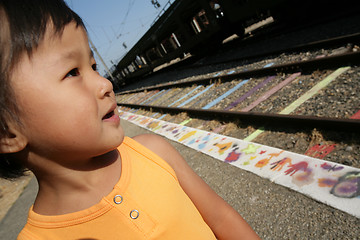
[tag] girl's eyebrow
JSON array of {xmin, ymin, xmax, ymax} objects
[
  {"xmin": 57, "ymin": 49, "xmax": 80, "ymax": 62},
  {"xmin": 56, "ymin": 49, "xmax": 94, "ymax": 64}
]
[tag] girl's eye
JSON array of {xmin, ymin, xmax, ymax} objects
[{"xmin": 65, "ymin": 68, "xmax": 80, "ymax": 78}]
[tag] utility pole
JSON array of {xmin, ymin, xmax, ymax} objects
[{"xmin": 88, "ymin": 38, "xmax": 115, "ymax": 82}]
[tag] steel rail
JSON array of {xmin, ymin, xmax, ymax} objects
[
  {"xmin": 118, "ymin": 51, "xmax": 360, "ymax": 94},
  {"xmin": 118, "ymin": 103, "xmax": 360, "ymax": 133}
]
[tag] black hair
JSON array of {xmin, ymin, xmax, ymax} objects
[{"xmin": 0, "ymin": 0, "xmax": 85, "ymax": 179}]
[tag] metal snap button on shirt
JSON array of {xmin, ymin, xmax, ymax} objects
[
  {"xmin": 130, "ymin": 210, "xmax": 139, "ymax": 219},
  {"xmin": 114, "ymin": 195, "xmax": 123, "ymax": 204}
]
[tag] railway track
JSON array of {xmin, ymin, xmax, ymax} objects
[
  {"xmin": 120, "ymin": 47, "xmax": 360, "ymax": 93},
  {"xmin": 117, "ymin": 36, "xmax": 360, "ymax": 169}
]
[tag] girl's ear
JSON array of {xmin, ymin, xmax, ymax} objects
[{"xmin": 0, "ymin": 122, "xmax": 28, "ymax": 154}]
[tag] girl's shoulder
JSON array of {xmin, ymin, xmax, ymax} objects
[{"xmin": 130, "ymin": 134, "xmax": 193, "ymax": 179}]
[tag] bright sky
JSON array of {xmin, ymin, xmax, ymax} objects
[{"xmin": 65, "ymin": 0, "xmax": 172, "ymax": 76}]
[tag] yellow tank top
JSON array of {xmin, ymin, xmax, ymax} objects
[{"xmin": 18, "ymin": 137, "xmax": 216, "ymax": 239}]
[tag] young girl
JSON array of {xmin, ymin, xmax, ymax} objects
[{"xmin": 0, "ymin": 0, "xmax": 259, "ymax": 239}]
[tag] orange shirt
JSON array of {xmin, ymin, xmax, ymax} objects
[{"xmin": 18, "ymin": 137, "xmax": 216, "ymax": 239}]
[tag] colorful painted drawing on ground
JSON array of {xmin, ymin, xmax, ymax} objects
[
  {"xmin": 118, "ymin": 110, "xmax": 360, "ymax": 218},
  {"xmin": 305, "ymin": 144, "xmax": 336, "ymax": 159}
]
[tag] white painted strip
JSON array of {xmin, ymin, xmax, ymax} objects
[{"xmin": 119, "ymin": 110, "xmax": 360, "ymax": 219}]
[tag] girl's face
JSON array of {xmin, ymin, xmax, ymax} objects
[{"xmin": 10, "ymin": 22, "xmax": 124, "ymax": 165}]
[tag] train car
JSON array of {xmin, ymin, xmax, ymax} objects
[
  {"xmin": 110, "ymin": 0, "xmax": 288, "ymax": 86},
  {"xmin": 110, "ymin": 0, "xmax": 221, "ymax": 86},
  {"xmin": 109, "ymin": 0, "xmax": 359, "ymax": 88}
]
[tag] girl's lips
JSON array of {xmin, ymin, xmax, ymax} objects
[
  {"xmin": 103, "ymin": 112, "xmax": 120, "ymax": 123},
  {"xmin": 102, "ymin": 107, "xmax": 120, "ymax": 123}
]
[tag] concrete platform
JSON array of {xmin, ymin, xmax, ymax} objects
[{"xmin": 1, "ymin": 119, "xmax": 359, "ymax": 239}]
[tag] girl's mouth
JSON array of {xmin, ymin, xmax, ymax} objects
[
  {"xmin": 102, "ymin": 103, "xmax": 120, "ymax": 123},
  {"xmin": 102, "ymin": 111, "xmax": 114, "ymax": 120},
  {"xmin": 102, "ymin": 108, "xmax": 120, "ymax": 123}
]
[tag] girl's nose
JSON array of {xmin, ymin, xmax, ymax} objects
[{"xmin": 97, "ymin": 74, "xmax": 114, "ymax": 98}]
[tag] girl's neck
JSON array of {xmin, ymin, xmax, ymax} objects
[{"xmin": 31, "ymin": 150, "xmax": 121, "ymax": 215}]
